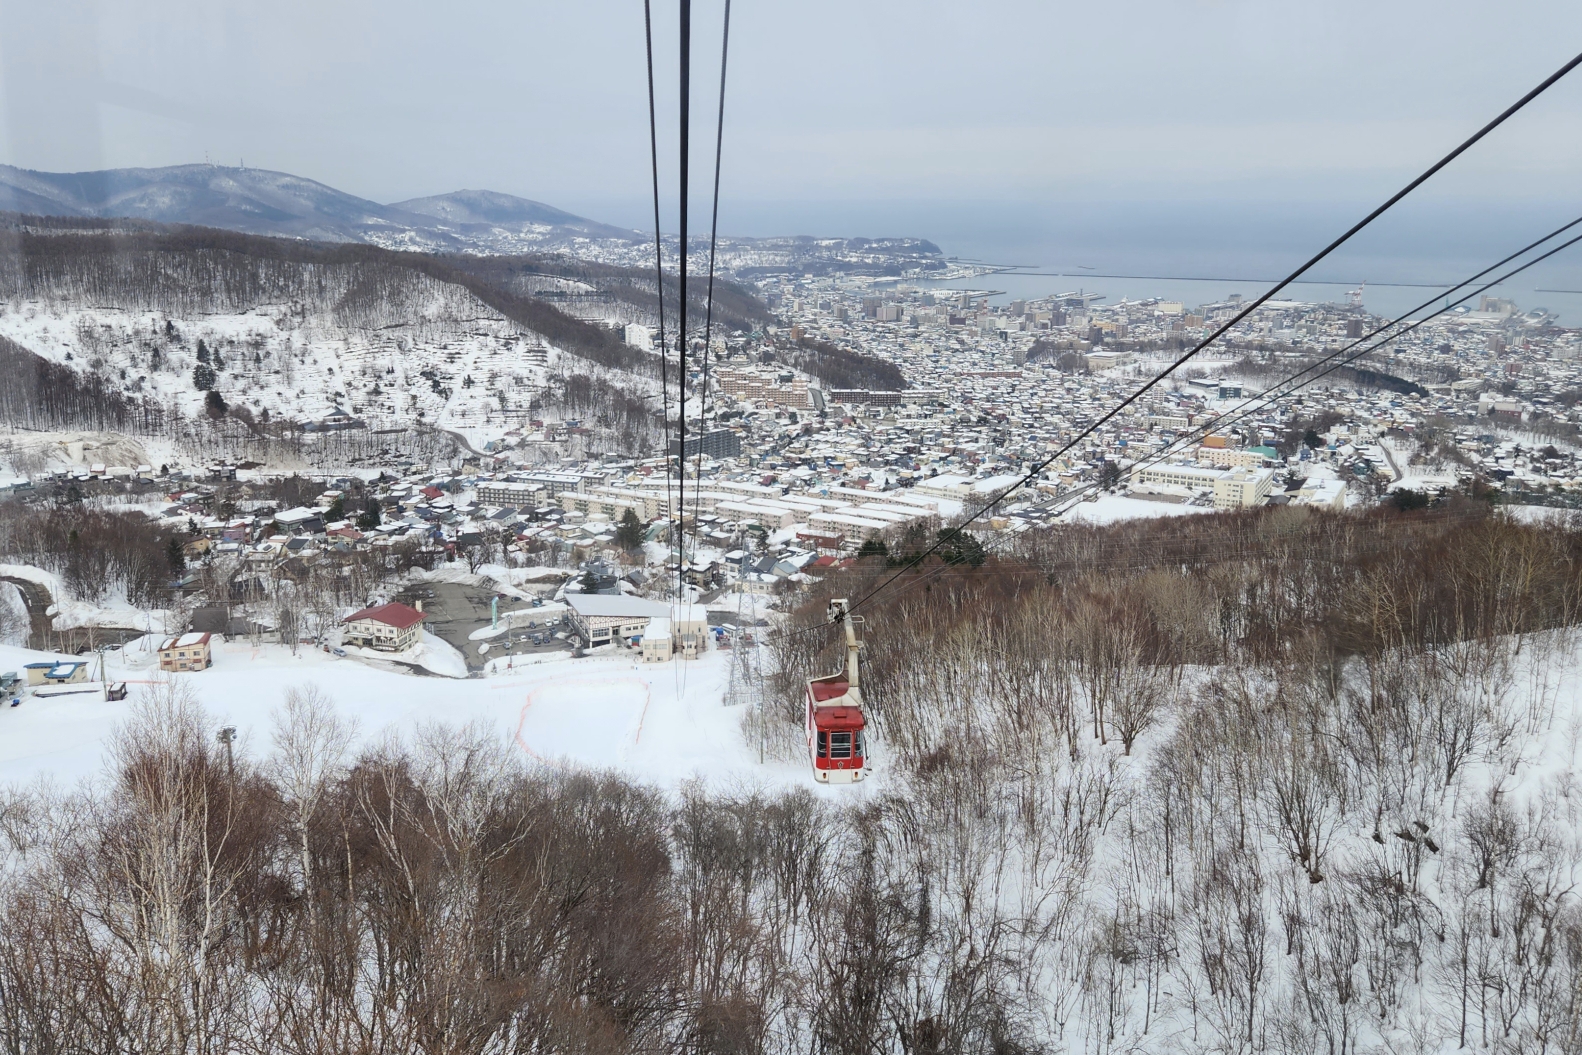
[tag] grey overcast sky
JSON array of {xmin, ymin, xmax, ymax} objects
[{"xmin": 0, "ymin": 0, "xmax": 1579, "ymax": 248}]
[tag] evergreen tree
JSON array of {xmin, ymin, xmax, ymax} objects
[
  {"xmin": 935, "ymin": 528, "xmax": 986, "ymax": 568},
  {"xmin": 193, "ymin": 363, "xmax": 217, "ymax": 391},
  {"xmin": 166, "ymin": 536, "xmax": 186, "ymax": 576},
  {"xmin": 326, "ymin": 496, "xmax": 346, "ymax": 522},
  {"xmin": 205, "ymin": 389, "xmax": 228, "ymax": 419},
  {"xmin": 356, "ymin": 497, "xmax": 382, "ymax": 530},
  {"xmin": 856, "ymin": 536, "xmax": 889, "ymax": 560},
  {"xmin": 615, "ymin": 508, "xmax": 645, "ymax": 551},
  {"xmin": 196, "ymin": 340, "xmax": 210, "ymax": 364},
  {"xmin": 578, "ymin": 569, "xmax": 600, "ymax": 593}
]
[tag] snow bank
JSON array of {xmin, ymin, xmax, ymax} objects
[
  {"xmin": 0, "ymin": 563, "xmax": 64, "ymax": 597},
  {"xmin": 466, "ymin": 603, "xmax": 568, "ymax": 641},
  {"xmin": 0, "ymin": 563, "xmax": 171, "ymax": 633},
  {"xmin": 344, "ymin": 631, "xmax": 468, "ymax": 679}
]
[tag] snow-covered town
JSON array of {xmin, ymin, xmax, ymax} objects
[
  {"xmin": 3, "ymin": 271, "xmax": 1581, "ymax": 807},
  {"xmin": 5, "ymin": 6, "xmax": 1582, "ymax": 1047}
]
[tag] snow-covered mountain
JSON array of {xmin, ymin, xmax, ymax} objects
[
  {"xmin": 0, "ymin": 164, "xmax": 643, "ymax": 254},
  {"xmin": 0, "ymin": 164, "xmax": 948, "ymax": 275},
  {"xmin": 0, "ymin": 223, "xmax": 665, "ymax": 467},
  {"xmin": 390, "ymin": 188, "xmax": 631, "ymax": 238}
]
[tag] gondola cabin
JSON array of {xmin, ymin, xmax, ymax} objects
[{"xmin": 806, "ymin": 599, "xmax": 868, "ymax": 783}]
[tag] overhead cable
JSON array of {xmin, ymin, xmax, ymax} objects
[
  {"xmin": 837, "ymin": 48, "xmax": 1582, "ymax": 623},
  {"xmin": 642, "ymin": 0, "xmax": 674, "ymax": 599}
]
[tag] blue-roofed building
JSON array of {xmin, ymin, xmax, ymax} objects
[{"xmin": 24, "ymin": 660, "xmax": 88, "ymax": 686}]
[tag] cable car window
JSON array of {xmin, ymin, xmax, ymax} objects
[
  {"xmin": 853, "ymin": 732, "xmax": 864, "ymax": 757},
  {"xmin": 816, "ymin": 731, "xmax": 828, "ymax": 758},
  {"xmin": 829, "ymin": 732, "xmax": 853, "ymax": 759}
]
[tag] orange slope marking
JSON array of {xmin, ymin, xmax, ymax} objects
[{"xmin": 513, "ymin": 676, "xmax": 652, "ymax": 761}]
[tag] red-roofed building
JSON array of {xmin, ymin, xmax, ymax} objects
[{"xmin": 342, "ymin": 602, "xmax": 425, "ymax": 652}]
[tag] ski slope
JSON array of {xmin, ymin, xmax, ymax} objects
[{"xmin": 0, "ymin": 638, "xmax": 878, "ymax": 796}]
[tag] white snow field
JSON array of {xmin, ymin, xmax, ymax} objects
[
  {"xmin": 1062, "ymin": 492, "xmax": 1215, "ymax": 525},
  {"xmin": 0, "ymin": 637, "xmax": 869, "ymax": 795}
]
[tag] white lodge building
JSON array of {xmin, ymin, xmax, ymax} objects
[
  {"xmin": 341, "ymin": 602, "xmax": 426, "ymax": 652},
  {"xmin": 566, "ymin": 594, "xmax": 672, "ymax": 648}
]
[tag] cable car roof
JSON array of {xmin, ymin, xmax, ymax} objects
[
  {"xmin": 808, "ymin": 676, "xmax": 848, "ymax": 702},
  {"xmin": 811, "ymin": 705, "xmax": 864, "ymax": 731}
]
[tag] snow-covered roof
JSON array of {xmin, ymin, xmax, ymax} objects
[
  {"xmin": 158, "ymin": 632, "xmax": 212, "ymax": 650},
  {"xmin": 342, "ymin": 602, "xmax": 426, "ymax": 629},
  {"xmin": 565, "ymin": 595, "xmax": 671, "ymax": 619}
]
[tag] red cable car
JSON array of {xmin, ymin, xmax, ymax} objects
[{"xmin": 806, "ymin": 598, "xmax": 868, "ymax": 783}]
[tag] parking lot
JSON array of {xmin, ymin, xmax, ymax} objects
[{"xmin": 396, "ymin": 581, "xmax": 571, "ymax": 672}]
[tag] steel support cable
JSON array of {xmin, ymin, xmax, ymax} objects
[
  {"xmin": 682, "ymin": 0, "xmax": 730, "ymax": 693},
  {"xmin": 691, "ymin": 0, "xmax": 731, "ymax": 575},
  {"xmin": 678, "ymin": 0, "xmax": 692, "ymax": 605},
  {"xmin": 826, "ymin": 517, "xmax": 1498, "ymax": 596},
  {"xmin": 643, "ymin": 0, "xmax": 674, "ymax": 599},
  {"xmin": 767, "ymin": 504, "xmax": 1504, "ymax": 643},
  {"xmin": 765, "ymin": 516, "xmax": 1503, "ymax": 648},
  {"xmin": 1045, "ymin": 222, "xmax": 1582, "ymax": 519},
  {"xmin": 833, "ymin": 48, "xmax": 1582, "ymax": 625},
  {"xmin": 771, "ymin": 215, "xmax": 1582, "ymax": 642}
]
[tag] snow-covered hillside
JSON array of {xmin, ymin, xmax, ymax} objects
[
  {"xmin": 0, "ymin": 229, "xmax": 670, "ymax": 460},
  {"xmin": 0, "ymin": 287, "xmax": 552, "ymax": 434}
]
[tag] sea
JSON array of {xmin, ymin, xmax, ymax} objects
[{"xmin": 718, "ymin": 197, "xmax": 1582, "ymax": 325}]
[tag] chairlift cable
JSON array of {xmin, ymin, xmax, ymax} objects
[{"xmin": 835, "ymin": 48, "xmax": 1582, "ymax": 624}]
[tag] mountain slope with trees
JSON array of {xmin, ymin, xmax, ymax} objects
[{"xmin": 0, "ymin": 219, "xmax": 693, "ymax": 462}]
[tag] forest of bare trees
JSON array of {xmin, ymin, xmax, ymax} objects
[
  {"xmin": 773, "ymin": 335, "xmax": 909, "ymax": 392},
  {"xmin": 444, "ymin": 253, "xmax": 771, "ymax": 338},
  {"xmin": 5, "ymin": 505, "xmax": 1582, "ymax": 1053},
  {"xmin": 0, "ymin": 333, "xmax": 169, "ymax": 434},
  {"xmin": 0, "ymin": 502, "xmax": 179, "ymax": 607},
  {"xmin": 763, "ymin": 503, "xmax": 1582, "ymax": 1053},
  {"xmin": 0, "ymin": 219, "xmax": 655, "ymax": 375},
  {"xmin": 0, "ymin": 218, "xmax": 684, "ymax": 463}
]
